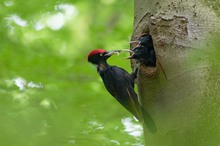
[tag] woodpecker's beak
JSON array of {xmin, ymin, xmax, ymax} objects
[
  {"xmin": 130, "ymin": 41, "xmax": 140, "ymax": 46},
  {"xmin": 123, "ymin": 49, "xmax": 135, "ymax": 59},
  {"xmin": 104, "ymin": 50, "xmax": 121, "ymax": 56}
]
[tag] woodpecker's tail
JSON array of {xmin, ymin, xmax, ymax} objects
[{"xmin": 141, "ymin": 106, "xmax": 157, "ymax": 133}]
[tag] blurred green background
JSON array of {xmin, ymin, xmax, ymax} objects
[{"xmin": 0, "ymin": 0, "xmax": 144, "ymax": 145}]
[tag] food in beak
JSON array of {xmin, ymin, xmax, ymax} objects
[{"xmin": 104, "ymin": 50, "xmax": 121, "ymax": 56}]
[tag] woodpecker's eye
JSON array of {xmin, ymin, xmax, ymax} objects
[{"xmin": 139, "ymin": 37, "xmax": 143, "ymax": 40}]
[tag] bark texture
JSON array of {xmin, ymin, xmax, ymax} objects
[{"xmin": 132, "ymin": 0, "xmax": 220, "ymax": 145}]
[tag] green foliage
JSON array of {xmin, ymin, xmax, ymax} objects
[{"xmin": 0, "ymin": 0, "xmax": 144, "ymax": 145}]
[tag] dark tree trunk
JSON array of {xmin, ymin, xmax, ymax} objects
[{"xmin": 132, "ymin": 0, "xmax": 220, "ymax": 145}]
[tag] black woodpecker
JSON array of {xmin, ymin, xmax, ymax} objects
[
  {"xmin": 129, "ymin": 33, "xmax": 167, "ymax": 79},
  {"xmin": 87, "ymin": 49, "xmax": 140, "ymax": 119},
  {"xmin": 88, "ymin": 48, "xmax": 157, "ymax": 133},
  {"xmin": 129, "ymin": 33, "xmax": 156, "ymax": 67}
]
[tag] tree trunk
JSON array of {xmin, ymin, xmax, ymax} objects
[{"xmin": 132, "ymin": 0, "xmax": 220, "ymax": 145}]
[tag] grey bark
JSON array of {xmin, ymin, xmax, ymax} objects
[{"xmin": 132, "ymin": 0, "xmax": 220, "ymax": 145}]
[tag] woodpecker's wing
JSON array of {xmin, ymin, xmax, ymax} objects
[
  {"xmin": 99, "ymin": 66, "xmax": 140, "ymax": 119},
  {"xmin": 100, "ymin": 66, "xmax": 157, "ymax": 133}
]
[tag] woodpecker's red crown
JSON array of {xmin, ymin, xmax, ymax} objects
[{"xmin": 88, "ymin": 49, "xmax": 107, "ymax": 59}]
